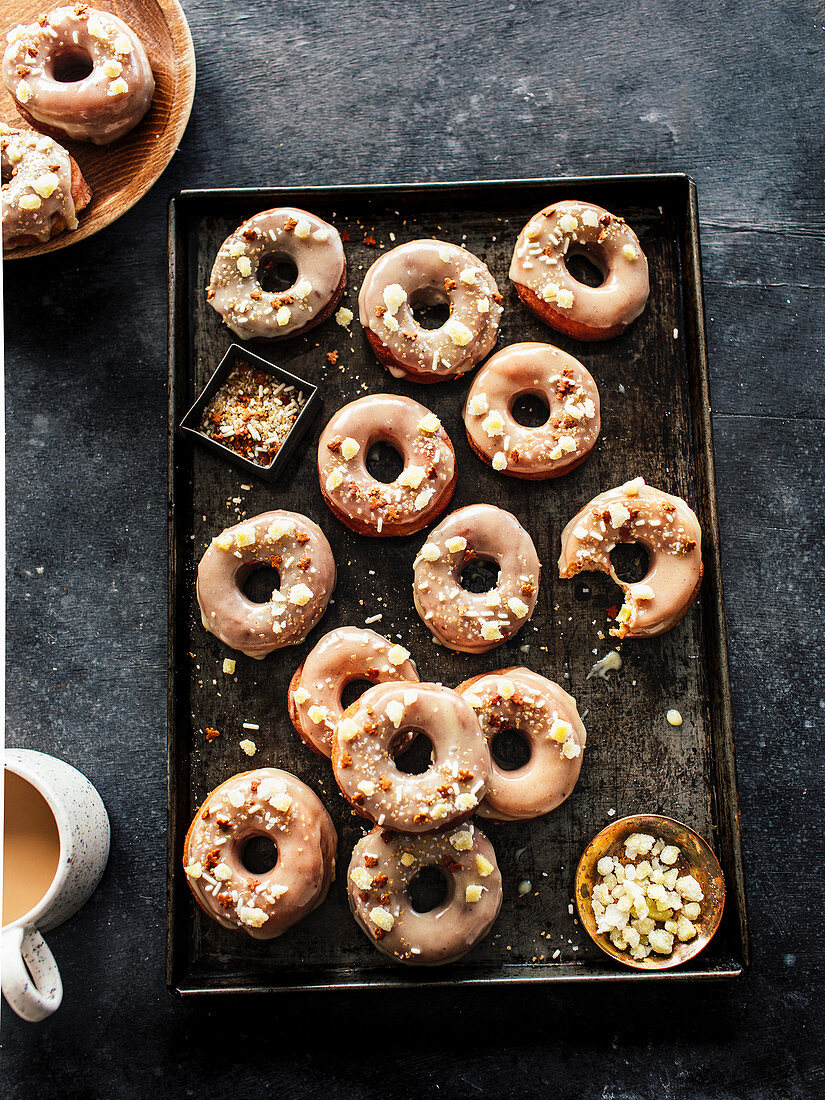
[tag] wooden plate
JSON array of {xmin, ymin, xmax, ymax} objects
[{"xmin": 1, "ymin": 0, "xmax": 195, "ymax": 259}]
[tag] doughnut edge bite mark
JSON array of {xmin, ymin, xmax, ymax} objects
[
  {"xmin": 413, "ymin": 504, "xmax": 541, "ymax": 652},
  {"xmin": 287, "ymin": 627, "xmax": 420, "ymax": 758},
  {"xmin": 197, "ymin": 510, "xmax": 336, "ymax": 659},
  {"xmin": 509, "ymin": 200, "xmax": 650, "ymax": 341},
  {"xmin": 330, "ymin": 681, "xmax": 491, "ymax": 833},
  {"xmin": 317, "ymin": 394, "xmax": 457, "ymax": 537},
  {"xmin": 456, "ymin": 666, "xmax": 587, "ymax": 822},
  {"xmin": 358, "ymin": 239, "xmax": 503, "ymax": 383},
  {"xmin": 207, "ymin": 207, "xmax": 346, "ymax": 340},
  {"xmin": 463, "ymin": 341, "xmax": 601, "ymax": 479},
  {"xmin": 183, "ymin": 768, "xmax": 337, "ymax": 940},
  {"xmin": 558, "ymin": 478, "xmax": 703, "ymax": 638},
  {"xmin": 1, "ymin": 123, "xmax": 90, "ymax": 249},
  {"xmin": 3, "ymin": 6, "xmax": 155, "ymax": 145},
  {"xmin": 347, "ymin": 824, "xmax": 503, "ymax": 965}
]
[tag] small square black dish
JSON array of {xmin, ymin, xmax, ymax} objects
[{"xmin": 178, "ymin": 343, "xmax": 321, "ymax": 484}]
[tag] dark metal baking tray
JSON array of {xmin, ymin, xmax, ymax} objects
[{"xmin": 167, "ymin": 175, "xmax": 749, "ymax": 994}]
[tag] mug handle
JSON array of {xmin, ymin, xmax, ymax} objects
[{"xmin": 2, "ymin": 925, "xmax": 63, "ymax": 1022}]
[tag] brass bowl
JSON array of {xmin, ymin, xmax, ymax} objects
[{"xmin": 575, "ymin": 813, "xmax": 726, "ymax": 971}]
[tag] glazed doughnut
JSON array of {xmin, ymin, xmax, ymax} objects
[
  {"xmin": 348, "ymin": 824, "xmax": 502, "ymax": 965},
  {"xmin": 358, "ymin": 239, "xmax": 503, "ymax": 382},
  {"xmin": 1, "ymin": 123, "xmax": 90, "ymax": 249},
  {"xmin": 463, "ymin": 342, "xmax": 600, "ymax": 479},
  {"xmin": 207, "ymin": 207, "xmax": 346, "ymax": 340},
  {"xmin": 330, "ymin": 681, "xmax": 491, "ymax": 833},
  {"xmin": 456, "ymin": 667, "xmax": 586, "ymax": 822},
  {"xmin": 413, "ymin": 505, "xmax": 540, "ymax": 653},
  {"xmin": 3, "ymin": 6, "xmax": 155, "ymax": 145},
  {"xmin": 183, "ymin": 768, "xmax": 337, "ymax": 940},
  {"xmin": 558, "ymin": 478, "xmax": 703, "ymax": 638},
  {"xmin": 288, "ymin": 627, "xmax": 419, "ymax": 758},
  {"xmin": 197, "ymin": 510, "xmax": 336, "ymax": 659},
  {"xmin": 510, "ymin": 200, "xmax": 649, "ymax": 341},
  {"xmin": 317, "ymin": 394, "xmax": 456, "ymax": 537}
]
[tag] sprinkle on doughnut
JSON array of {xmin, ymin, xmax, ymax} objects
[
  {"xmin": 287, "ymin": 627, "xmax": 420, "ymax": 758},
  {"xmin": 3, "ymin": 6, "xmax": 155, "ymax": 145},
  {"xmin": 347, "ymin": 825, "xmax": 503, "ymax": 965},
  {"xmin": 558, "ymin": 480, "xmax": 703, "ymax": 638},
  {"xmin": 510, "ymin": 200, "xmax": 650, "ymax": 341},
  {"xmin": 413, "ymin": 505, "xmax": 541, "ymax": 653},
  {"xmin": 317, "ymin": 394, "xmax": 457, "ymax": 537},
  {"xmin": 197, "ymin": 510, "xmax": 336, "ymax": 659},
  {"xmin": 208, "ymin": 207, "xmax": 346, "ymax": 340},
  {"xmin": 358, "ymin": 239, "xmax": 503, "ymax": 382},
  {"xmin": 463, "ymin": 342, "xmax": 601, "ymax": 479},
  {"xmin": 183, "ymin": 768, "xmax": 337, "ymax": 940}
]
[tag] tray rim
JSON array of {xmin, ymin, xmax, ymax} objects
[{"xmin": 167, "ymin": 172, "xmax": 749, "ymax": 995}]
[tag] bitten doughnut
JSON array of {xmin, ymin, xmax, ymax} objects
[
  {"xmin": 207, "ymin": 207, "xmax": 346, "ymax": 340},
  {"xmin": 348, "ymin": 824, "xmax": 502, "ymax": 965},
  {"xmin": 510, "ymin": 200, "xmax": 649, "ymax": 340},
  {"xmin": 330, "ymin": 681, "xmax": 491, "ymax": 832},
  {"xmin": 558, "ymin": 478, "xmax": 703, "ymax": 638},
  {"xmin": 456, "ymin": 667, "xmax": 586, "ymax": 822},
  {"xmin": 1, "ymin": 123, "xmax": 90, "ymax": 249},
  {"xmin": 463, "ymin": 342, "xmax": 600, "ymax": 479},
  {"xmin": 3, "ymin": 6, "xmax": 155, "ymax": 145},
  {"xmin": 358, "ymin": 239, "xmax": 503, "ymax": 382},
  {"xmin": 183, "ymin": 768, "xmax": 337, "ymax": 940},
  {"xmin": 197, "ymin": 510, "xmax": 336, "ymax": 659},
  {"xmin": 288, "ymin": 627, "xmax": 419, "ymax": 758},
  {"xmin": 317, "ymin": 394, "xmax": 456, "ymax": 537},
  {"xmin": 413, "ymin": 505, "xmax": 540, "ymax": 653}
]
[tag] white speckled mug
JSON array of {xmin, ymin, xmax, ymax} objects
[{"xmin": 2, "ymin": 749, "xmax": 110, "ymax": 1022}]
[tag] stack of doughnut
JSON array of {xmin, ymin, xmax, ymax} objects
[
  {"xmin": 1, "ymin": 5, "xmax": 156, "ymax": 249},
  {"xmin": 184, "ymin": 195, "xmax": 705, "ymax": 969}
]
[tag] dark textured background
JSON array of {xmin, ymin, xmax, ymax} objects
[{"xmin": 3, "ymin": 0, "xmax": 824, "ymax": 1095}]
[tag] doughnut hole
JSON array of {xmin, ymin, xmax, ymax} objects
[
  {"xmin": 50, "ymin": 46, "xmax": 95, "ymax": 83},
  {"xmin": 459, "ymin": 557, "xmax": 500, "ymax": 594},
  {"xmin": 392, "ymin": 731, "xmax": 433, "ymax": 775},
  {"xmin": 341, "ymin": 679, "xmax": 375, "ymax": 710},
  {"xmin": 258, "ymin": 254, "xmax": 299, "ymax": 294},
  {"xmin": 510, "ymin": 391, "xmax": 550, "ymax": 428},
  {"xmin": 240, "ymin": 562, "xmax": 281, "ymax": 604},
  {"xmin": 490, "ymin": 727, "xmax": 532, "ymax": 772},
  {"xmin": 240, "ymin": 835, "xmax": 278, "ymax": 874},
  {"xmin": 407, "ymin": 865, "xmax": 449, "ymax": 913},
  {"xmin": 410, "ymin": 287, "xmax": 451, "ymax": 330},
  {"xmin": 565, "ymin": 247, "xmax": 607, "ymax": 288},
  {"xmin": 610, "ymin": 542, "xmax": 651, "ymax": 584},
  {"xmin": 366, "ymin": 440, "xmax": 404, "ymax": 484}
]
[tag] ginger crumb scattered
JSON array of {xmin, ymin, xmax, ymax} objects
[
  {"xmin": 239, "ymin": 739, "xmax": 257, "ymax": 756},
  {"xmin": 222, "ymin": 658, "xmax": 236, "ymax": 675}
]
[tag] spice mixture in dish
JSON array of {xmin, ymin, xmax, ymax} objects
[
  {"xmin": 558, "ymin": 479, "xmax": 703, "ymax": 638},
  {"xmin": 358, "ymin": 239, "xmax": 503, "ymax": 382},
  {"xmin": 197, "ymin": 510, "xmax": 336, "ymax": 659},
  {"xmin": 183, "ymin": 768, "xmax": 337, "ymax": 940},
  {"xmin": 463, "ymin": 341, "xmax": 601, "ymax": 478},
  {"xmin": 413, "ymin": 505, "xmax": 541, "ymax": 653},
  {"xmin": 591, "ymin": 832, "xmax": 705, "ymax": 961},
  {"xmin": 317, "ymin": 394, "xmax": 456, "ymax": 536},
  {"xmin": 510, "ymin": 200, "xmax": 649, "ymax": 341},
  {"xmin": 347, "ymin": 823, "xmax": 503, "ymax": 965},
  {"xmin": 207, "ymin": 207, "xmax": 346, "ymax": 340},
  {"xmin": 1, "ymin": 122, "xmax": 90, "ymax": 249},
  {"xmin": 3, "ymin": 5, "xmax": 155, "ymax": 145},
  {"xmin": 287, "ymin": 627, "xmax": 419, "ymax": 758},
  {"xmin": 330, "ymin": 681, "xmax": 491, "ymax": 833},
  {"xmin": 455, "ymin": 667, "xmax": 587, "ymax": 821},
  {"xmin": 199, "ymin": 363, "xmax": 307, "ymax": 468}
]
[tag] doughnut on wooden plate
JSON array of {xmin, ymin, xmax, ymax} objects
[{"xmin": 1, "ymin": 0, "xmax": 195, "ymax": 259}]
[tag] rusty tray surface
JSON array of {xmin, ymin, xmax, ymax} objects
[{"xmin": 167, "ymin": 175, "xmax": 748, "ymax": 993}]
